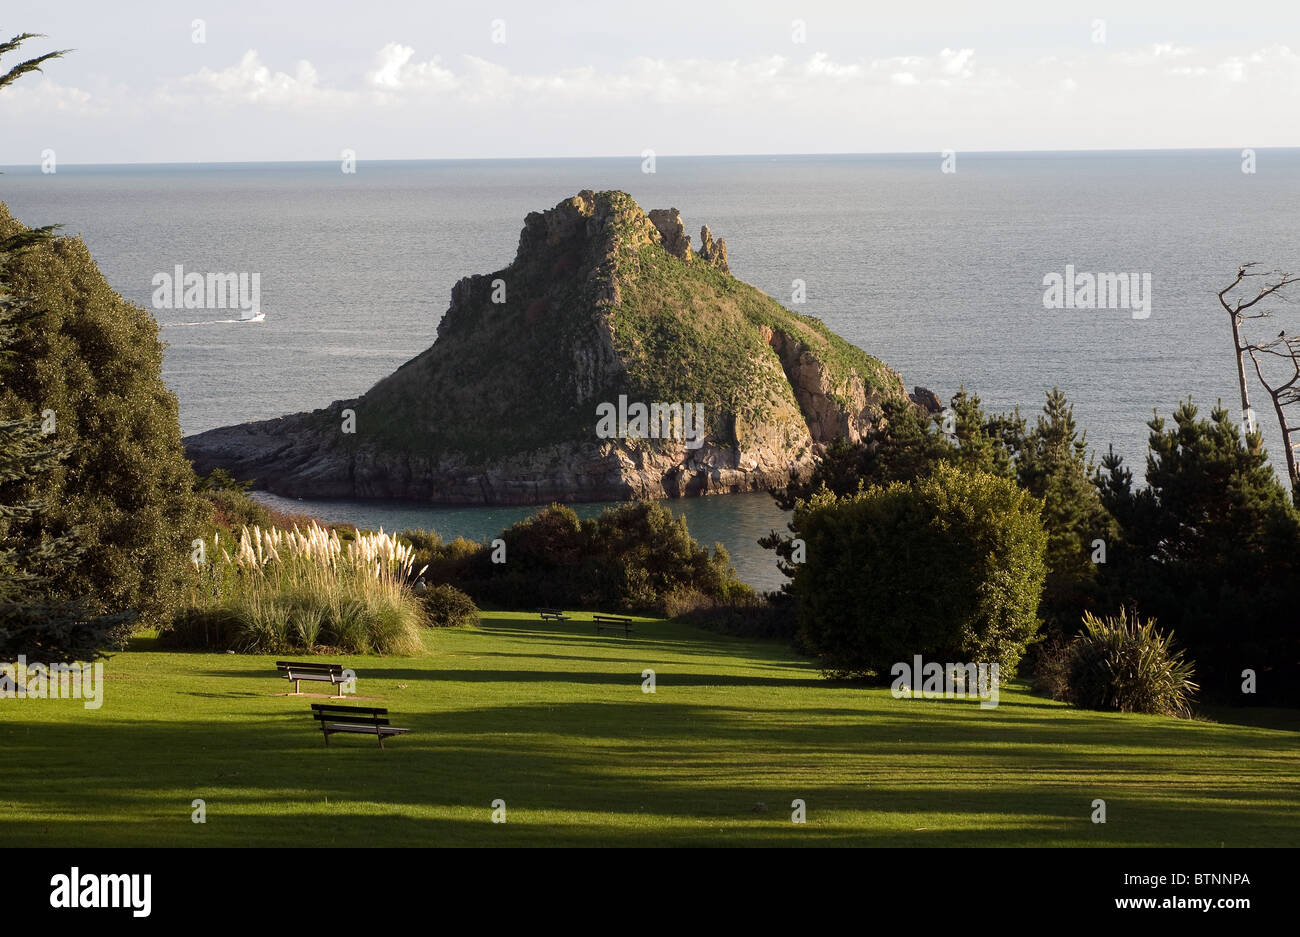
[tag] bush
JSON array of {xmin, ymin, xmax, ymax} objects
[
  {"xmin": 420, "ymin": 584, "xmax": 480, "ymax": 628},
  {"xmin": 1029, "ymin": 632, "xmax": 1073, "ymax": 701},
  {"xmin": 794, "ymin": 463, "xmax": 1048, "ymax": 680},
  {"xmin": 1065, "ymin": 608, "xmax": 1198, "ymax": 717},
  {"xmin": 669, "ymin": 591, "xmax": 797, "ymax": 640},
  {"xmin": 157, "ymin": 607, "xmax": 242, "ymax": 650},
  {"xmin": 205, "ymin": 487, "xmax": 274, "ymax": 532}
]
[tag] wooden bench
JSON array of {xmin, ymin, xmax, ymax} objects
[
  {"xmin": 537, "ymin": 607, "xmax": 571, "ymax": 621},
  {"xmin": 593, "ymin": 614, "xmax": 634, "ymax": 635},
  {"xmin": 310, "ymin": 704, "xmax": 410, "ymax": 749},
  {"xmin": 277, "ymin": 661, "xmax": 347, "ymax": 697}
]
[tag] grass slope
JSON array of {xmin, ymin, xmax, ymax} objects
[{"xmin": 2, "ymin": 612, "xmax": 1297, "ymax": 847}]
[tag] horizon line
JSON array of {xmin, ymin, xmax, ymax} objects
[{"xmin": 2, "ymin": 145, "xmax": 1296, "ymax": 170}]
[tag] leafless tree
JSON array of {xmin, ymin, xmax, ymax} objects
[
  {"xmin": 1216, "ymin": 263, "xmax": 1300, "ymax": 436},
  {"xmin": 1245, "ymin": 332, "xmax": 1300, "ymax": 491}
]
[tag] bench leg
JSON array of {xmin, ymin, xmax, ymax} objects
[
  {"xmin": 322, "ymin": 726, "xmax": 330, "ymax": 747},
  {"xmin": 292, "ymin": 678, "xmax": 301, "ymax": 695},
  {"xmin": 377, "ymin": 733, "xmax": 385, "ymax": 751}
]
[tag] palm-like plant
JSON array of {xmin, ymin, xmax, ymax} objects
[
  {"xmin": 1067, "ymin": 607, "xmax": 1199, "ymax": 717},
  {"xmin": 0, "ymin": 33, "xmax": 70, "ymax": 91}
]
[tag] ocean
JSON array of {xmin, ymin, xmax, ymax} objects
[{"xmin": 3, "ymin": 151, "xmax": 1297, "ymax": 590}]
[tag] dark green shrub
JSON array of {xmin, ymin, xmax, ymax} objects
[
  {"xmin": 204, "ymin": 488, "xmax": 273, "ymax": 533},
  {"xmin": 794, "ymin": 462, "xmax": 1048, "ymax": 680},
  {"xmin": 159, "ymin": 607, "xmax": 242, "ymax": 650},
  {"xmin": 1029, "ymin": 632, "xmax": 1073, "ymax": 701},
  {"xmin": 670, "ymin": 591, "xmax": 796, "ymax": 640},
  {"xmin": 421, "ymin": 584, "xmax": 480, "ymax": 628},
  {"xmin": 1066, "ymin": 608, "xmax": 1198, "ymax": 717}
]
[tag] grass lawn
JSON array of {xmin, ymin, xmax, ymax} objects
[{"xmin": 2, "ymin": 611, "xmax": 1297, "ymax": 846}]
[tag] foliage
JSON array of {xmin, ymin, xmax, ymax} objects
[
  {"xmin": 420, "ymin": 583, "xmax": 480, "ymax": 628},
  {"xmin": 793, "ymin": 463, "xmax": 1048, "ymax": 680},
  {"xmin": 1065, "ymin": 608, "xmax": 1198, "ymax": 717},
  {"xmin": 1030, "ymin": 632, "xmax": 1073, "ymax": 702},
  {"xmin": 1095, "ymin": 400, "xmax": 1300, "ymax": 704},
  {"xmin": 0, "ymin": 205, "xmax": 208, "ymax": 643},
  {"xmin": 762, "ymin": 388, "xmax": 1024, "ymax": 596},
  {"xmin": 667, "ymin": 590, "xmax": 796, "ymax": 641},
  {"xmin": 1015, "ymin": 388, "xmax": 1113, "ymax": 632},
  {"xmin": 406, "ymin": 500, "xmax": 748, "ymax": 614},
  {"xmin": 0, "ymin": 32, "xmax": 133, "ymax": 661},
  {"xmin": 162, "ymin": 524, "xmax": 425, "ymax": 654}
]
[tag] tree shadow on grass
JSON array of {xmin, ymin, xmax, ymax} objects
[{"xmin": 3, "ymin": 712, "xmax": 1297, "ymax": 848}]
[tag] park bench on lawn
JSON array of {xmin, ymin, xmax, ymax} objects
[
  {"xmin": 593, "ymin": 614, "xmax": 634, "ymax": 635},
  {"xmin": 277, "ymin": 661, "xmax": 347, "ymax": 697},
  {"xmin": 310, "ymin": 704, "xmax": 411, "ymax": 749},
  {"xmin": 537, "ymin": 607, "xmax": 571, "ymax": 622}
]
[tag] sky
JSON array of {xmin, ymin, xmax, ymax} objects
[{"xmin": 3, "ymin": 1, "xmax": 1299, "ymax": 164}]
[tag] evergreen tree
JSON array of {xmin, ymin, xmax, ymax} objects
[
  {"xmin": 1096, "ymin": 400, "xmax": 1300, "ymax": 703},
  {"xmin": 1016, "ymin": 388, "xmax": 1114, "ymax": 632}
]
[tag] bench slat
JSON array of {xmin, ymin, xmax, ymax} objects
[{"xmin": 322, "ymin": 723, "xmax": 408, "ymax": 735}]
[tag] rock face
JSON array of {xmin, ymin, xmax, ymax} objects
[
  {"xmin": 697, "ymin": 225, "xmax": 729, "ymax": 273},
  {"xmin": 909, "ymin": 386, "xmax": 945, "ymax": 414},
  {"xmin": 648, "ymin": 208, "xmax": 692, "ymax": 262},
  {"xmin": 185, "ymin": 190, "xmax": 916, "ymax": 505}
]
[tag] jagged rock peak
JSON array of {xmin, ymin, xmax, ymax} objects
[
  {"xmin": 648, "ymin": 208, "xmax": 693, "ymax": 262},
  {"xmin": 698, "ymin": 225, "xmax": 729, "ymax": 274},
  {"xmin": 515, "ymin": 189, "xmax": 660, "ymax": 263},
  {"xmin": 513, "ymin": 192, "xmax": 730, "ymax": 275},
  {"xmin": 647, "ymin": 206, "xmax": 729, "ymax": 273}
]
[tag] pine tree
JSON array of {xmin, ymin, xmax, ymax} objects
[
  {"xmin": 1096, "ymin": 399, "xmax": 1300, "ymax": 703},
  {"xmin": 1016, "ymin": 388, "xmax": 1114, "ymax": 631}
]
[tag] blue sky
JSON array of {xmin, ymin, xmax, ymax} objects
[{"xmin": 3, "ymin": 0, "xmax": 1298, "ymax": 163}]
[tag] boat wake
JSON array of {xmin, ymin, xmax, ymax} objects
[{"xmin": 162, "ymin": 314, "xmax": 265, "ymax": 327}]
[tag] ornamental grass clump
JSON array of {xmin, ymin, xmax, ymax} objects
[{"xmin": 164, "ymin": 523, "xmax": 425, "ymax": 655}]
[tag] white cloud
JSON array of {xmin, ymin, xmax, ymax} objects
[
  {"xmin": 368, "ymin": 43, "xmax": 457, "ymax": 91},
  {"xmin": 172, "ymin": 50, "xmax": 351, "ymax": 108},
  {"xmin": 0, "ymin": 78, "xmax": 96, "ymax": 115},
  {"xmin": 6, "ymin": 41, "xmax": 1299, "ymax": 162},
  {"xmin": 939, "ymin": 48, "xmax": 976, "ymax": 77}
]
